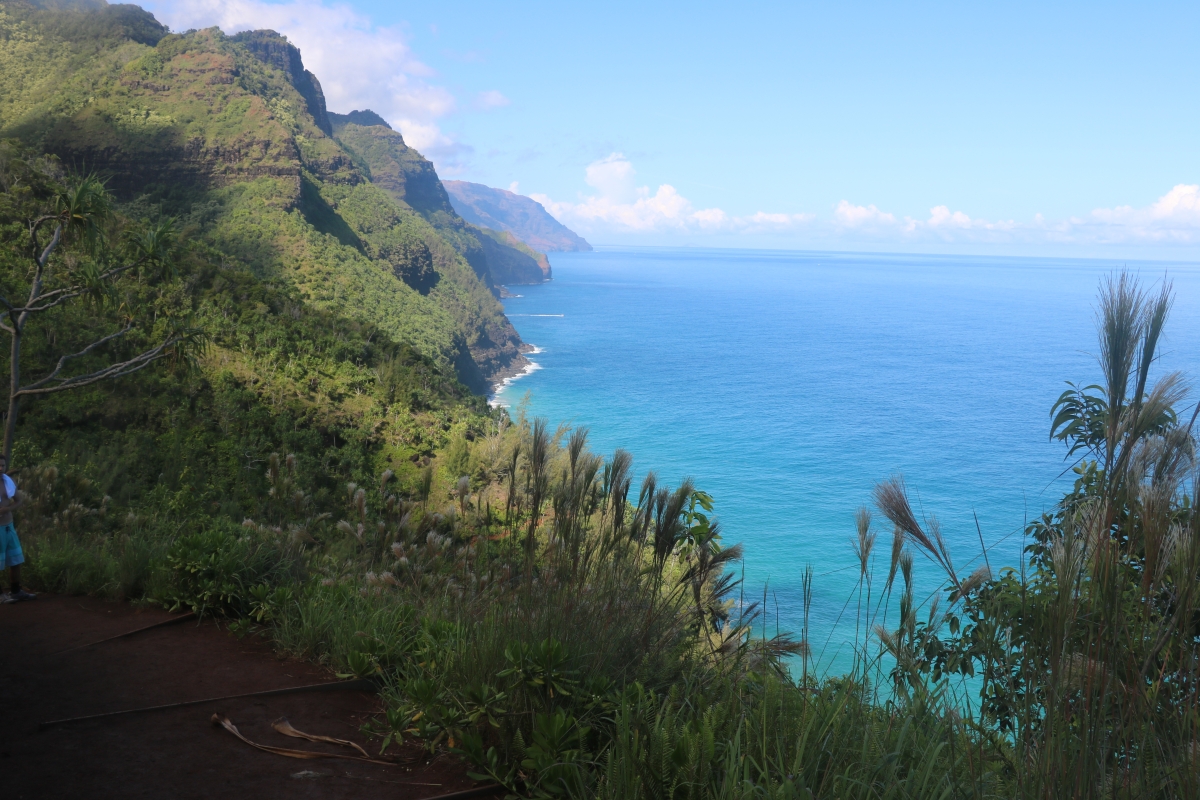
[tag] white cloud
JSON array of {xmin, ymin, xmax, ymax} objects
[
  {"xmin": 476, "ymin": 90, "xmax": 510, "ymax": 110},
  {"xmin": 144, "ymin": 0, "xmax": 474, "ymax": 171},
  {"xmin": 834, "ymin": 201, "xmax": 897, "ymax": 229},
  {"xmin": 734, "ymin": 211, "xmax": 816, "ymax": 232},
  {"xmin": 535, "ymin": 163, "xmax": 1200, "ymax": 250},
  {"xmin": 534, "ymin": 154, "xmax": 810, "ymax": 235},
  {"xmin": 583, "ymin": 153, "xmax": 639, "ymax": 203},
  {"xmin": 533, "ymin": 154, "xmax": 718, "ymax": 233},
  {"xmin": 1078, "ymin": 184, "xmax": 1200, "ymax": 243},
  {"xmin": 829, "ymin": 187, "xmax": 1200, "ymax": 245}
]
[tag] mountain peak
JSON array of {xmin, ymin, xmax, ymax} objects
[
  {"xmin": 230, "ymin": 29, "xmax": 331, "ymax": 135},
  {"xmin": 330, "ymin": 109, "xmax": 392, "ymax": 130}
]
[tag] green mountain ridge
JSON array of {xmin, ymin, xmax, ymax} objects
[
  {"xmin": 328, "ymin": 112, "xmax": 551, "ymax": 286},
  {"xmin": 0, "ymin": 0, "xmax": 542, "ymax": 390}
]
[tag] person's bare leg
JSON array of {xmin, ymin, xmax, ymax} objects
[{"xmin": 9, "ymin": 564, "xmax": 19, "ymax": 593}]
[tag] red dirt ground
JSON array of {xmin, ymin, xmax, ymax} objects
[{"xmin": 0, "ymin": 594, "xmax": 500, "ymax": 799}]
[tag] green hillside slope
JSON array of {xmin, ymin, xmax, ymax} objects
[
  {"xmin": 0, "ymin": 0, "xmax": 525, "ymax": 391},
  {"xmin": 0, "ymin": 0, "xmax": 518, "ymax": 523}
]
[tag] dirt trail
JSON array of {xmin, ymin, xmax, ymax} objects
[{"xmin": 0, "ymin": 595, "xmax": 494, "ymax": 799}]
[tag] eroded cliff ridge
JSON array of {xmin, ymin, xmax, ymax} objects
[
  {"xmin": 0, "ymin": 0, "xmax": 536, "ymax": 390},
  {"xmin": 331, "ymin": 114, "xmax": 551, "ymax": 286}
]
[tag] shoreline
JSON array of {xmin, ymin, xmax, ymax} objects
[{"xmin": 488, "ymin": 344, "xmax": 544, "ymax": 407}]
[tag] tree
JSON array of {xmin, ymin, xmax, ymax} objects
[{"xmin": 0, "ymin": 144, "xmax": 199, "ymax": 460}]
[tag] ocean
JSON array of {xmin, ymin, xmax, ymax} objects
[{"xmin": 494, "ymin": 247, "xmax": 1200, "ymax": 674}]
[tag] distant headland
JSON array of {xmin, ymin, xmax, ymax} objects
[{"xmin": 444, "ymin": 180, "xmax": 593, "ymax": 253}]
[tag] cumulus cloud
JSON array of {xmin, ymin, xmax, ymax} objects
[
  {"xmin": 834, "ymin": 201, "xmax": 897, "ymax": 229},
  {"xmin": 826, "ymin": 187, "xmax": 1200, "ymax": 245},
  {"xmin": 1076, "ymin": 184, "xmax": 1200, "ymax": 243},
  {"xmin": 144, "ymin": 0, "xmax": 473, "ymax": 171},
  {"xmin": 535, "ymin": 163, "xmax": 1200, "ymax": 250},
  {"xmin": 832, "ymin": 200, "xmax": 1012, "ymax": 237},
  {"xmin": 533, "ymin": 154, "xmax": 810, "ymax": 235},
  {"xmin": 736, "ymin": 211, "xmax": 817, "ymax": 232}
]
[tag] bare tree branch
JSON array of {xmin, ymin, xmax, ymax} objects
[
  {"xmin": 35, "ymin": 222, "xmax": 62, "ymax": 270},
  {"xmin": 3, "ymin": 172, "xmax": 176, "ymax": 460},
  {"xmin": 21, "ymin": 324, "xmax": 133, "ymax": 392},
  {"xmin": 14, "ymin": 335, "xmax": 181, "ymax": 399},
  {"xmin": 14, "ymin": 291, "xmax": 88, "ymax": 316},
  {"xmin": 27, "ymin": 215, "xmax": 58, "ymax": 256}
]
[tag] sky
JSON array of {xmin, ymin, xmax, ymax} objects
[{"xmin": 142, "ymin": 0, "xmax": 1200, "ymax": 257}]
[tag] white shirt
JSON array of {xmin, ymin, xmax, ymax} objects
[{"xmin": 1, "ymin": 475, "xmax": 14, "ymax": 501}]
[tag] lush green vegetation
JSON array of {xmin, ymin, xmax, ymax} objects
[
  {"xmin": 3, "ymin": 4, "xmax": 1199, "ymax": 799},
  {"xmin": 14, "ymin": 182, "xmax": 1199, "ymax": 796}
]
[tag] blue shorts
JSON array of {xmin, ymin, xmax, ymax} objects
[{"xmin": 0, "ymin": 524, "xmax": 23, "ymax": 568}]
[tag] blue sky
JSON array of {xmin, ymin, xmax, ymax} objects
[{"xmin": 147, "ymin": 1, "xmax": 1200, "ymax": 256}]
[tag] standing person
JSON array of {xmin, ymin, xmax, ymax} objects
[{"xmin": 0, "ymin": 455, "xmax": 33, "ymax": 603}]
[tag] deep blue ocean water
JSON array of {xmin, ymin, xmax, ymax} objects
[{"xmin": 494, "ymin": 247, "xmax": 1200, "ymax": 674}]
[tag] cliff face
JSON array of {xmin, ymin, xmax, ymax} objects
[
  {"xmin": 0, "ymin": 2, "xmax": 526, "ymax": 391},
  {"xmin": 331, "ymin": 114, "xmax": 551, "ymax": 287},
  {"xmin": 230, "ymin": 30, "xmax": 332, "ymax": 135},
  {"xmin": 444, "ymin": 180, "xmax": 592, "ymax": 253},
  {"xmin": 476, "ymin": 228, "xmax": 552, "ymax": 283},
  {"xmin": 328, "ymin": 114, "xmax": 456, "ymax": 217}
]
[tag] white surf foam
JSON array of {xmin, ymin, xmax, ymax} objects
[{"xmin": 488, "ymin": 351, "xmax": 543, "ymax": 408}]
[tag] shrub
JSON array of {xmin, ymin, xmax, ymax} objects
[{"xmin": 154, "ymin": 519, "xmax": 298, "ymax": 616}]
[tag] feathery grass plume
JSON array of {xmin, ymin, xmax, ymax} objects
[
  {"xmin": 632, "ymin": 471, "xmax": 657, "ymax": 543},
  {"xmin": 353, "ymin": 488, "xmax": 367, "ymax": 522},
  {"xmin": 874, "ymin": 476, "xmax": 932, "ymax": 550},
  {"xmin": 455, "ymin": 476, "xmax": 471, "ymax": 517},
  {"xmin": 958, "ymin": 564, "xmax": 992, "ymax": 597},
  {"xmin": 567, "ymin": 425, "xmax": 589, "ymax": 478},
  {"xmin": 1098, "ymin": 273, "xmax": 1145, "ymax": 460},
  {"xmin": 524, "ymin": 417, "xmax": 551, "ymax": 566},
  {"xmin": 1048, "ymin": 526, "xmax": 1085, "ymax": 593},
  {"xmin": 853, "ymin": 507, "xmax": 876, "ymax": 577},
  {"xmin": 887, "ymin": 523, "xmax": 905, "ymax": 594},
  {"xmin": 899, "ymin": 549, "xmax": 914, "ymax": 591},
  {"xmin": 602, "ymin": 448, "xmax": 633, "ymax": 534},
  {"xmin": 874, "ymin": 475, "xmax": 958, "ymax": 586},
  {"xmin": 1131, "ymin": 280, "xmax": 1173, "ymax": 421},
  {"xmin": 652, "ymin": 478, "xmax": 694, "ymax": 570}
]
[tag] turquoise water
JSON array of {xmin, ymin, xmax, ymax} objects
[{"xmin": 495, "ymin": 248, "xmax": 1200, "ymax": 673}]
